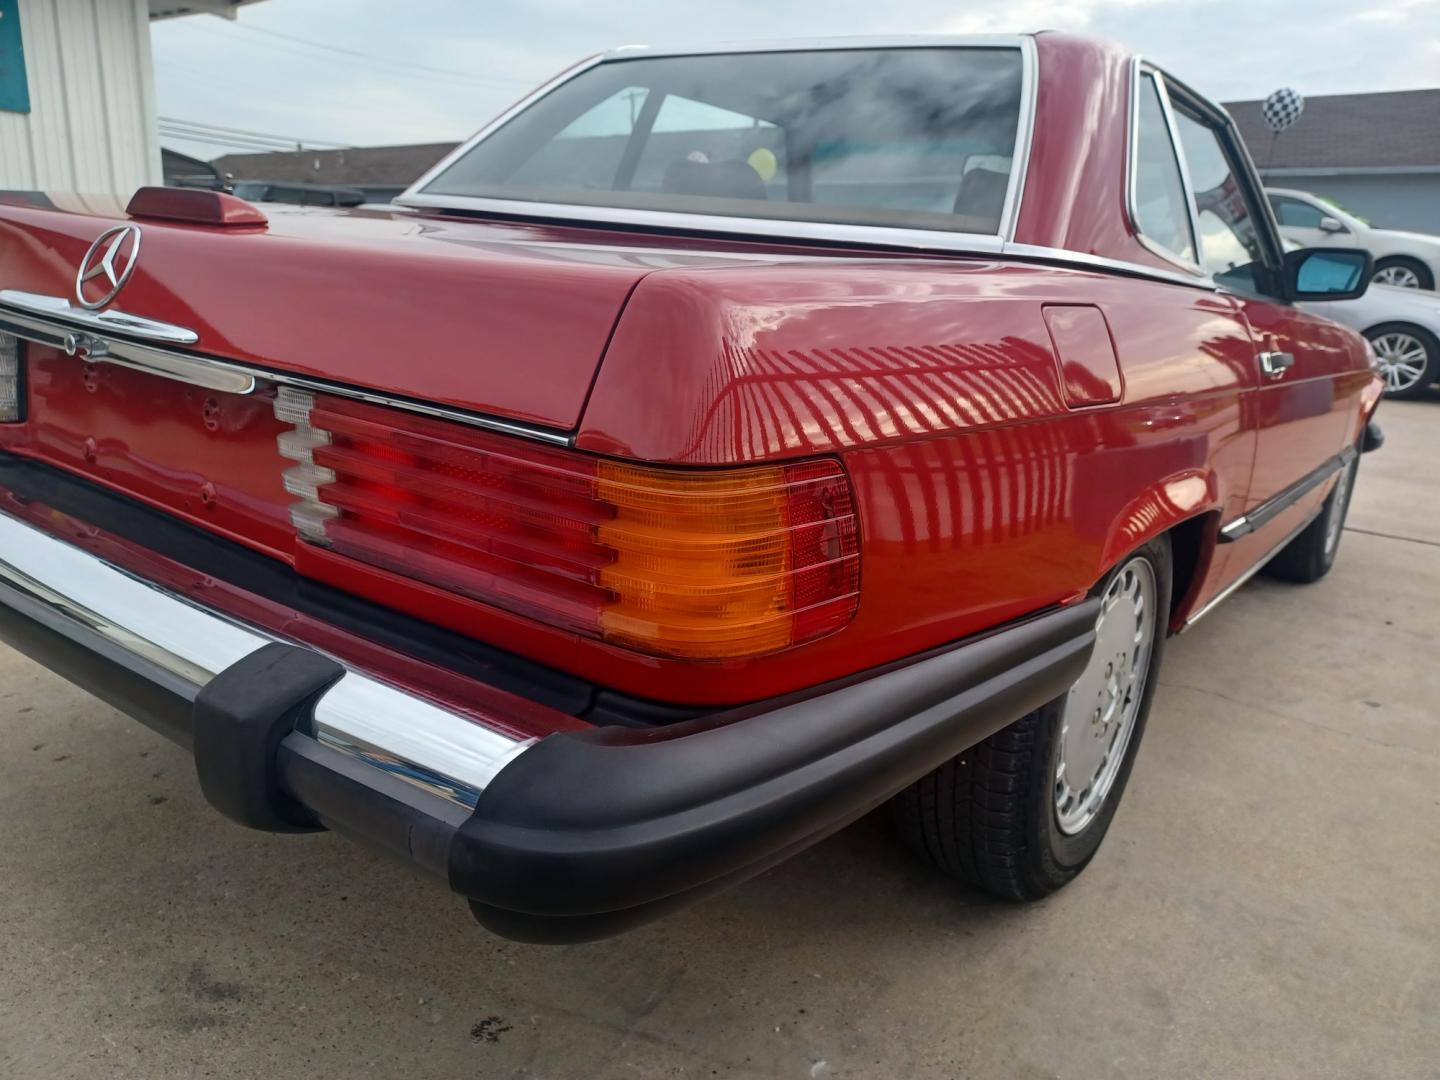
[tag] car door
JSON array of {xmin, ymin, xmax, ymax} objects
[
  {"xmin": 1162, "ymin": 82, "xmax": 1357, "ymax": 578},
  {"xmin": 1270, "ymin": 192, "xmax": 1357, "ymax": 251}
]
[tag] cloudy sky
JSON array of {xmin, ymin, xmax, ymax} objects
[{"xmin": 150, "ymin": 0, "xmax": 1440, "ymax": 161}]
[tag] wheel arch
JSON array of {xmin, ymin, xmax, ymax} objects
[
  {"xmin": 1094, "ymin": 468, "xmax": 1223, "ymax": 633},
  {"xmin": 1372, "ymin": 255, "xmax": 1436, "ymax": 289}
]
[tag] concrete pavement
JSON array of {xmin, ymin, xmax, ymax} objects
[{"xmin": 1, "ymin": 399, "xmax": 1437, "ymax": 1079}]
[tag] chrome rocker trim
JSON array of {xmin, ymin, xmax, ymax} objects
[{"xmin": 0, "ymin": 508, "xmax": 531, "ymax": 808}]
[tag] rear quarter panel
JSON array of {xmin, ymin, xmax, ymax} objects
[{"xmin": 578, "ymin": 260, "xmax": 1259, "ymax": 694}]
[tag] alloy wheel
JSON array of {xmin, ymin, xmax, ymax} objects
[
  {"xmin": 1055, "ymin": 557, "xmax": 1156, "ymax": 836},
  {"xmin": 1370, "ymin": 331, "xmax": 1430, "ymax": 393},
  {"xmin": 1372, "ymin": 265, "xmax": 1422, "ymax": 289}
]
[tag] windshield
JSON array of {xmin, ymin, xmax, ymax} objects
[{"xmin": 419, "ymin": 47, "xmax": 1026, "ymax": 236}]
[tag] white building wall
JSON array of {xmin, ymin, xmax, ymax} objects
[{"xmin": 0, "ymin": 0, "xmax": 161, "ymax": 194}]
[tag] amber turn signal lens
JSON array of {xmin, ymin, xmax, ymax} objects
[
  {"xmin": 275, "ymin": 389, "xmax": 859, "ymax": 661},
  {"xmin": 595, "ymin": 460, "xmax": 859, "ymax": 659}
]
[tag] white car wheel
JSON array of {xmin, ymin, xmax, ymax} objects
[
  {"xmin": 1371, "ymin": 257, "xmax": 1435, "ymax": 291},
  {"xmin": 1367, "ymin": 324, "xmax": 1439, "ymax": 400},
  {"xmin": 1373, "ymin": 265, "xmax": 1421, "ymax": 289}
]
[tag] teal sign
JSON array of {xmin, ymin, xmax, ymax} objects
[{"xmin": 0, "ymin": 0, "xmax": 29, "ymax": 115}]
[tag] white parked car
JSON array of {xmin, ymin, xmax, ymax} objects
[
  {"xmin": 1304, "ymin": 284, "xmax": 1440, "ymax": 399},
  {"xmin": 1269, "ymin": 187, "xmax": 1440, "ymax": 291}
]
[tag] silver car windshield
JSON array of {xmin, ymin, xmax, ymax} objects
[{"xmin": 419, "ymin": 47, "xmax": 1025, "ymax": 236}]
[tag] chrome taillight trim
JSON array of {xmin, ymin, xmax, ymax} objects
[{"xmin": 0, "ymin": 507, "xmax": 532, "ymax": 806}]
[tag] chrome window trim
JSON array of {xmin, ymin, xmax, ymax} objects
[
  {"xmin": 1002, "ymin": 37, "xmax": 1039, "ymax": 243},
  {"xmin": 0, "ymin": 292, "xmax": 571, "ymax": 446},
  {"xmin": 1124, "ymin": 59, "xmax": 1206, "ymax": 277},
  {"xmin": 1002, "ymin": 243, "xmax": 1217, "ymax": 291},
  {"xmin": 1160, "ymin": 74, "xmax": 1292, "ymax": 290},
  {"xmin": 398, "ymin": 37, "xmax": 1037, "ymax": 253}
]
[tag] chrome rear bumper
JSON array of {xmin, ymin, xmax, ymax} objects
[
  {"xmin": 0, "ymin": 478, "xmax": 1099, "ymax": 943},
  {"xmin": 0, "ymin": 509, "xmax": 530, "ymax": 808}
]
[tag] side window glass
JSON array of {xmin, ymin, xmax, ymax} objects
[
  {"xmin": 1170, "ymin": 106, "xmax": 1270, "ymax": 294},
  {"xmin": 1271, "ymin": 195, "xmax": 1324, "ymax": 229},
  {"xmin": 1132, "ymin": 72, "xmax": 1196, "ymax": 264}
]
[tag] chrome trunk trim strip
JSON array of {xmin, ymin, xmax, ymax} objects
[
  {"xmin": 0, "ymin": 293, "xmax": 572, "ymax": 446},
  {"xmin": 0, "ymin": 289, "xmax": 199, "ymax": 345}
]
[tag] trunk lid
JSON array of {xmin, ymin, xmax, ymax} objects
[{"xmin": 0, "ymin": 201, "xmax": 663, "ymax": 429}]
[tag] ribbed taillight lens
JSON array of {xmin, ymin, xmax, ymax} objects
[
  {"xmin": 275, "ymin": 388, "xmax": 859, "ymax": 660},
  {"xmin": 0, "ymin": 332, "xmax": 21, "ymax": 422}
]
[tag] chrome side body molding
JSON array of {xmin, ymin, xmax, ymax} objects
[{"xmin": 1218, "ymin": 448, "xmax": 1356, "ymax": 543}]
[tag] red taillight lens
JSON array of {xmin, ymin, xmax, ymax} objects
[{"xmin": 275, "ymin": 388, "xmax": 859, "ymax": 660}]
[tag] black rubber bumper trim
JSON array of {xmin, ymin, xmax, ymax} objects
[
  {"xmin": 1362, "ymin": 418, "xmax": 1384, "ymax": 454},
  {"xmin": 449, "ymin": 598, "xmax": 1100, "ymax": 938},
  {"xmin": 192, "ymin": 643, "xmax": 344, "ymax": 832}
]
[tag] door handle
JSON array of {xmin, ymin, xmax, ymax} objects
[{"xmin": 1258, "ymin": 350, "xmax": 1295, "ymax": 379}]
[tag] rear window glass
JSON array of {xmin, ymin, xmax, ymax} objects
[{"xmin": 421, "ymin": 48, "xmax": 1025, "ymax": 235}]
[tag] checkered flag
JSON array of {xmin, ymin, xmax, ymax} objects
[{"xmin": 1262, "ymin": 88, "xmax": 1304, "ymax": 133}]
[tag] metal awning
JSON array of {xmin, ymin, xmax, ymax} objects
[{"xmin": 148, "ymin": 1, "xmax": 267, "ymax": 19}]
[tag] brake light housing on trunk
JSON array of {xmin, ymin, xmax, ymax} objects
[{"xmin": 274, "ymin": 388, "xmax": 859, "ymax": 660}]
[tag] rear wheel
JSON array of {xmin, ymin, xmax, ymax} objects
[
  {"xmin": 1263, "ymin": 453, "xmax": 1359, "ymax": 584},
  {"xmin": 893, "ymin": 536, "xmax": 1171, "ymax": 901},
  {"xmin": 1367, "ymin": 323, "xmax": 1439, "ymax": 400},
  {"xmin": 1371, "ymin": 257, "xmax": 1434, "ymax": 291}
]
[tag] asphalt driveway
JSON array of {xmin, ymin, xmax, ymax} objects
[{"xmin": 2, "ymin": 399, "xmax": 1436, "ymax": 1079}]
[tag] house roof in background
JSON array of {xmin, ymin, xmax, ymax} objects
[
  {"xmin": 161, "ymin": 147, "xmax": 218, "ymax": 180},
  {"xmin": 1225, "ymin": 88, "xmax": 1440, "ymax": 171},
  {"xmin": 211, "ymin": 143, "xmax": 459, "ymax": 188}
]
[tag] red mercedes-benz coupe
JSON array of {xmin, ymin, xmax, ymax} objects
[{"xmin": 0, "ymin": 33, "xmax": 1382, "ymax": 941}]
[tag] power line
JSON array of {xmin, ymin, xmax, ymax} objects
[
  {"xmin": 159, "ymin": 132, "xmax": 308, "ymax": 154},
  {"xmin": 223, "ymin": 21, "xmax": 534, "ymax": 87},
  {"xmin": 158, "ymin": 115, "xmax": 351, "ymax": 149},
  {"xmin": 174, "ymin": 20, "xmax": 533, "ymax": 90}
]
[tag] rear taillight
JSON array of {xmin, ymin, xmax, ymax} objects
[
  {"xmin": 0, "ymin": 332, "xmax": 21, "ymax": 422},
  {"xmin": 274, "ymin": 389, "xmax": 859, "ymax": 660}
]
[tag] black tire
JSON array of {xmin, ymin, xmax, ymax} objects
[
  {"xmin": 1262, "ymin": 453, "xmax": 1359, "ymax": 583},
  {"xmin": 1365, "ymin": 322, "xmax": 1439, "ymax": 401},
  {"xmin": 893, "ymin": 535, "xmax": 1172, "ymax": 901},
  {"xmin": 1371, "ymin": 256, "xmax": 1435, "ymax": 292}
]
